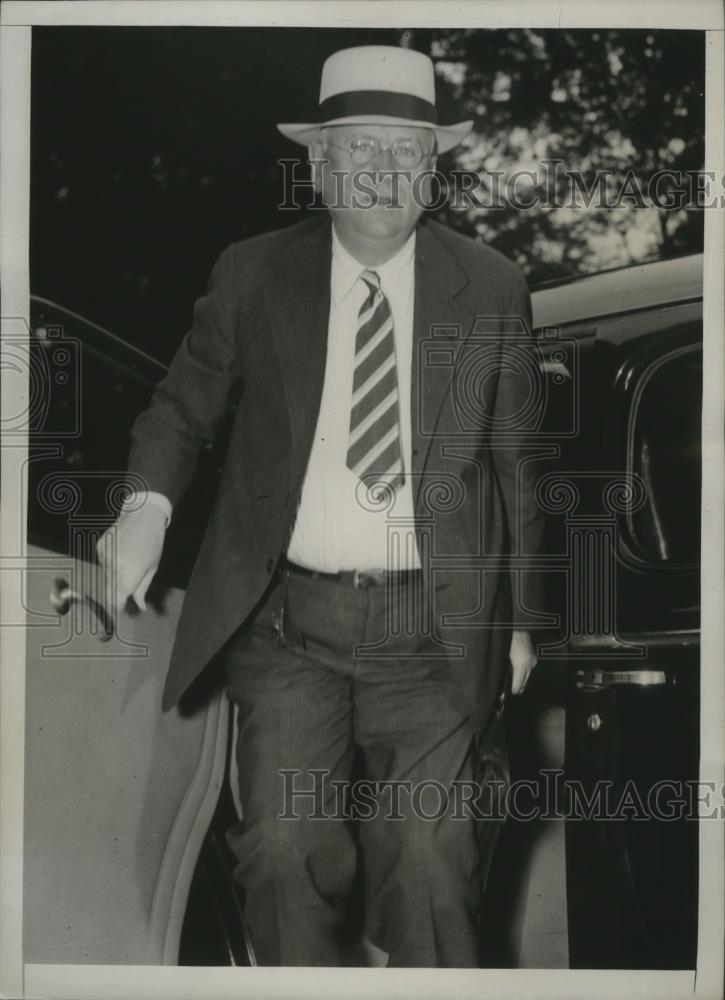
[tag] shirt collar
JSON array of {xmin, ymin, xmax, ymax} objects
[{"xmin": 331, "ymin": 223, "xmax": 416, "ymax": 303}]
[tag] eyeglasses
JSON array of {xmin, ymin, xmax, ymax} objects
[{"xmin": 324, "ymin": 136, "xmax": 435, "ymax": 169}]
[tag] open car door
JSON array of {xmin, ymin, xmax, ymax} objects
[{"xmin": 23, "ymin": 300, "xmax": 229, "ymax": 965}]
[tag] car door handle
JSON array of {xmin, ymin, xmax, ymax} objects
[
  {"xmin": 539, "ymin": 359, "xmax": 571, "ymax": 379},
  {"xmin": 50, "ymin": 577, "xmax": 114, "ymax": 640},
  {"xmin": 575, "ymin": 668, "xmax": 669, "ymax": 692}
]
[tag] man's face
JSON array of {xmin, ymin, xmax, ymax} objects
[{"xmin": 310, "ymin": 123, "xmax": 437, "ymax": 245}]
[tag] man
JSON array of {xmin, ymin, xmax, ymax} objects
[{"xmin": 99, "ymin": 45, "xmax": 545, "ymax": 967}]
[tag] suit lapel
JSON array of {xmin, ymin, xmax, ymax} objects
[
  {"xmin": 264, "ymin": 217, "xmax": 332, "ymax": 492},
  {"xmin": 264, "ymin": 216, "xmax": 476, "ymax": 510},
  {"xmin": 411, "ymin": 221, "xmax": 476, "ymax": 505}
]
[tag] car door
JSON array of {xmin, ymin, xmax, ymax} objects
[
  {"xmin": 23, "ymin": 299, "xmax": 229, "ymax": 965},
  {"xmin": 558, "ymin": 298, "xmax": 702, "ymax": 970}
]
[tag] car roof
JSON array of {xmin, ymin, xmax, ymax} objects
[{"xmin": 531, "ymin": 253, "xmax": 703, "ymax": 330}]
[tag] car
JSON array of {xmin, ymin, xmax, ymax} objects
[
  {"xmin": 21, "ymin": 250, "xmax": 702, "ymax": 969},
  {"xmin": 531, "ymin": 254, "xmax": 702, "ymax": 971},
  {"xmin": 22, "ymin": 298, "xmax": 243, "ymax": 966}
]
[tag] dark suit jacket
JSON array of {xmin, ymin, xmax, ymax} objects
[{"xmin": 128, "ymin": 214, "xmax": 546, "ymax": 735}]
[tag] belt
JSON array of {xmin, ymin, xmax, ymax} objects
[{"xmin": 283, "ymin": 558, "xmax": 422, "ymax": 590}]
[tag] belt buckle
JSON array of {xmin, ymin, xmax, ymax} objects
[{"xmin": 353, "ymin": 568, "xmax": 386, "ymax": 589}]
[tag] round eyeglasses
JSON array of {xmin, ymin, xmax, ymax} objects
[{"xmin": 324, "ymin": 136, "xmax": 435, "ymax": 169}]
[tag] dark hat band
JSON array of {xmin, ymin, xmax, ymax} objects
[{"xmin": 317, "ymin": 90, "xmax": 437, "ymax": 125}]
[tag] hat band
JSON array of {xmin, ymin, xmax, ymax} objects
[{"xmin": 317, "ymin": 90, "xmax": 437, "ymax": 125}]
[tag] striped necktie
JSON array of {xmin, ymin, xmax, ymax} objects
[{"xmin": 346, "ymin": 270, "xmax": 404, "ymax": 495}]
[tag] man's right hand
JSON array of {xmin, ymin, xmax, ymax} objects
[{"xmin": 96, "ymin": 503, "xmax": 168, "ymax": 621}]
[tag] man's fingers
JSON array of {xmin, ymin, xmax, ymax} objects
[
  {"xmin": 98, "ymin": 527, "xmax": 131, "ymax": 620},
  {"xmin": 96, "ymin": 509, "xmax": 166, "ymax": 624},
  {"xmin": 132, "ymin": 566, "xmax": 156, "ymax": 612},
  {"xmin": 510, "ymin": 658, "xmax": 535, "ymax": 695},
  {"xmin": 511, "ymin": 667, "xmax": 526, "ymax": 694},
  {"xmin": 508, "ymin": 632, "xmax": 537, "ymax": 695}
]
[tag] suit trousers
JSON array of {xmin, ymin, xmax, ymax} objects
[{"xmin": 223, "ymin": 565, "xmax": 508, "ymax": 967}]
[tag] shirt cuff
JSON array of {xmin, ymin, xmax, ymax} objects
[{"xmin": 121, "ymin": 490, "xmax": 172, "ymax": 528}]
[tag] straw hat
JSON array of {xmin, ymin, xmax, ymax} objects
[{"xmin": 277, "ymin": 45, "xmax": 473, "ymax": 154}]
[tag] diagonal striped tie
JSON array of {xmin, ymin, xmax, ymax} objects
[{"xmin": 346, "ymin": 270, "xmax": 404, "ymax": 496}]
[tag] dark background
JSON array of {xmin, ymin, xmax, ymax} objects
[{"xmin": 31, "ymin": 26, "xmax": 705, "ymax": 362}]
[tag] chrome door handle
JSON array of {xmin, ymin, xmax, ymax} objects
[
  {"xmin": 539, "ymin": 359, "xmax": 571, "ymax": 379},
  {"xmin": 50, "ymin": 577, "xmax": 114, "ymax": 640},
  {"xmin": 575, "ymin": 668, "xmax": 669, "ymax": 692}
]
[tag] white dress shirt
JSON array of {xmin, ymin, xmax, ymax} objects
[
  {"xmin": 286, "ymin": 225, "xmax": 420, "ymax": 572},
  {"xmin": 132, "ymin": 224, "xmax": 421, "ymax": 572}
]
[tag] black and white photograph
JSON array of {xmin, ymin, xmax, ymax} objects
[{"xmin": 1, "ymin": 2, "xmax": 723, "ymax": 999}]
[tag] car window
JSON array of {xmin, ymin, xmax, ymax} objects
[
  {"xmin": 27, "ymin": 302, "xmax": 224, "ymax": 589},
  {"xmin": 27, "ymin": 307, "xmax": 156, "ymax": 554},
  {"xmin": 627, "ymin": 344, "xmax": 702, "ymax": 566}
]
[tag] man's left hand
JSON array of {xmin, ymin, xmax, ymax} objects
[{"xmin": 509, "ymin": 630, "xmax": 537, "ymax": 694}]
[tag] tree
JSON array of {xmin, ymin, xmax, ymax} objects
[
  {"xmin": 31, "ymin": 26, "xmax": 704, "ymax": 355},
  {"xmin": 418, "ymin": 28, "xmax": 705, "ymax": 281}
]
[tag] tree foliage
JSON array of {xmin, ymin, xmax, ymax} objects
[{"xmin": 423, "ymin": 28, "xmax": 704, "ymax": 279}]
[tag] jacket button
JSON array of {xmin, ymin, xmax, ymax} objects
[{"xmin": 266, "ymin": 557, "xmax": 275, "ymax": 572}]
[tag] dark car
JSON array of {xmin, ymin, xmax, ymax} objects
[
  {"xmin": 531, "ymin": 253, "xmax": 702, "ymax": 971},
  {"xmin": 23, "ymin": 251, "xmax": 702, "ymax": 969}
]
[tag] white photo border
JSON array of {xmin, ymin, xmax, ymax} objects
[{"xmin": 1, "ymin": 3, "xmax": 723, "ymax": 999}]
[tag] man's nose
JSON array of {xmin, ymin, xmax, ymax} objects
[
  {"xmin": 374, "ymin": 149, "xmax": 405, "ymax": 199},
  {"xmin": 376, "ymin": 145, "xmax": 397, "ymax": 172}
]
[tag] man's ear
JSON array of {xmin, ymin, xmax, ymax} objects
[
  {"xmin": 428, "ymin": 135, "xmax": 438, "ymax": 174},
  {"xmin": 308, "ymin": 136, "xmax": 325, "ymax": 193}
]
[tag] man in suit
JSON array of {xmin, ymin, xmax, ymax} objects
[{"xmin": 99, "ymin": 45, "xmax": 545, "ymax": 967}]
